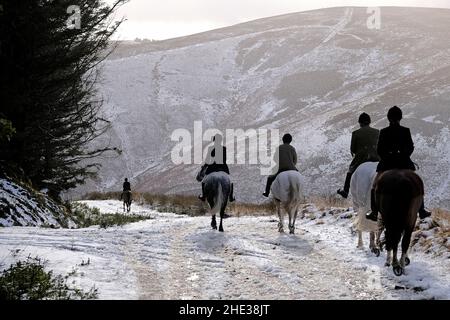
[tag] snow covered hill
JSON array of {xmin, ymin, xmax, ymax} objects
[
  {"xmin": 79, "ymin": 7, "xmax": 450, "ymax": 208},
  {"xmin": 0, "ymin": 200, "xmax": 448, "ymax": 299},
  {"xmin": 0, "ymin": 178, "xmax": 75, "ymax": 228}
]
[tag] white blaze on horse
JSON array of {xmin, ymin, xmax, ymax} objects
[
  {"xmin": 376, "ymin": 170, "xmax": 424, "ymax": 276},
  {"xmin": 350, "ymin": 161, "xmax": 382, "ymax": 255},
  {"xmin": 271, "ymin": 171, "xmax": 305, "ymax": 234},
  {"xmin": 202, "ymin": 171, "xmax": 231, "ymax": 232}
]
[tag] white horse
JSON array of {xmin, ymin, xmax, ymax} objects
[
  {"xmin": 271, "ymin": 171, "xmax": 305, "ymax": 234},
  {"xmin": 350, "ymin": 161, "xmax": 382, "ymax": 255}
]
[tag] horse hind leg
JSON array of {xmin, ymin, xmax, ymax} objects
[
  {"xmin": 277, "ymin": 202, "xmax": 284, "ymax": 233},
  {"xmin": 287, "ymin": 207, "xmax": 294, "ymax": 234},
  {"xmin": 357, "ymin": 231, "xmax": 364, "ymax": 249},
  {"xmin": 218, "ymin": 205, "xmax": 225, "ymax": 232},
  {"xmin": 392, "ymin": 246, "xmax": 404, "ymax": 276},
  {"xmin": 289, "ymin": 207, "xmax": 299, "ymax": 234},
  {"xmin": 211, "ymin": 215, "xmax": 217, "ymax": 230},
  {"xmin": 385, "ymin": 249, "xmax": 392, "ymax": 267},
  {"xmin": 400, "ymin": 229, "xmax": 413, "ymax": 268},
  {"xmin": 370, "ymin": 232, "xmax": 380, "ymax": 256}
]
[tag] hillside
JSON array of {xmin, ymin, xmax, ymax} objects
[
  {"xmin": 79, "ymin": 7, "xmax": 450, "ymax": 208},
  {"xmin": 0, "ymin": 178, "xmax": 75, "ymax": 227}
]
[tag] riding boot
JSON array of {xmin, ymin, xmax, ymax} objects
[
  {"xmin": 366, "ymin": 188, "xmax": 378, "ymax": 221},
  {"xmin": 418, "ymin": 201, "xmax": 431, "ymax": 219},
  {"xmin": 229, "ymin": 183, "xmax": 235, "ymax": 202},
  {"xmin": 263, "ymin": 175, "xmax": 275, "ymax": 197},
  {"xmin": 337, "ymin": 172, "xmax": 352, "ymax": 198},
  {"xmin": 198, "ymin": 183, "xmax": 206, "ymax": 201}
]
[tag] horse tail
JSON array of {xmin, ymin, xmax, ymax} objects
[
  {"xmin": 211, "ymin": 183, "xmax": 223, "ymax": 215},
  {"xmin": 286, "ymin": 176, "xmax": 301, "ymax": 213}
]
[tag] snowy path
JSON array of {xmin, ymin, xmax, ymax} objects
[{"xmin": 0, "ymin": 200, "xmax": 448, "ymax": 300}]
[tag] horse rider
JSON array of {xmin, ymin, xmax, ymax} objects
[
  {"xmin": 198, "ymin": 134, "xmax": 235, "ymax": 202},
  {"xmin": 262, "ymin": 133, "xmax": 298, "ymax": 197},
  {"xmin": 366, "ymin": 106, "xmax": 431, "ymax": 221},
  {"xmin": 121, "ymin": 178, "xmax": 131, "ymax": 199},
  {"xmin": 337, "ymin": 113, "xmax": 380, "ymax": 198}
]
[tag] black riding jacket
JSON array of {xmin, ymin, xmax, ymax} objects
[
  {"xmin": 123, "ymin": 181, "xmax": 131, "ymax": 191},
  {"xmin": 376, "ymin": 123, "xmax": 415, "ymax": 172}
]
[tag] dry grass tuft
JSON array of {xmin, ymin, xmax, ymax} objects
[{"xmin": 308, "ymin": 192, "xmax": 350, "ymax": 211}]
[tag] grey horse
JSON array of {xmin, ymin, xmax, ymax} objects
[
  {"xmin": 202, "ymin": 171, "xmax": 231, "ymax": 232},
  {"xmin": 271, "ymin": 170, "xmax": 305, "ymax": 234}
]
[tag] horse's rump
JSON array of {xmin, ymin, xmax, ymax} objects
[
  {"xmin": 122, "ymin": 191, "xmax": 132, "ymax": 204},
  {"xmin": 376, "ymin": 170, "xmax": 423, "ymax": 250},
  {"xmin": 350, "ymin": 162, "xmax": 378, "ymax": 232},
  {"xmin": 271, "ymin": 171, "xmax": 304, "ymax": 215},
  {"xmin": 202, "ymin": 171, "xmax": 231, "ymax": 213},
  {"xmin": 271, "ymin": 171, "xmax": 304, "ymax": 203},
  {"xmin": 376, "ymin": 170, "xmax": 424, "ymax": 199}
]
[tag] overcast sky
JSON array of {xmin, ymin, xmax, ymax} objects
[{"xmin": 107, "ymin": 0, "xmax": 450, "ymax": 40}]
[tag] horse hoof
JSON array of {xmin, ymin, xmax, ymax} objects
[
  {"xmin": 385, "ymin": 262, "xmax": 391, "ymax": 267},
  {"xmin": 405, "ymin": 257, "xmax": 410, "ymax": 266},
  {"xmin": 372, "ymin": 248, "xmax": 381, "ymax": 257},
  {"xmin": 212, "ymin": 226, "xmax": 217, "ymax": 230},
  {"xmin": 219, "ymin": 227, "xmax": 224, "ymax": 232},
  {"xmin": 289, "ymin": 230, "xmax": 295, "ymax": 235},
  {"xmin": 393, "ymin": 266, "xmax": 403, "ymax": 276}
]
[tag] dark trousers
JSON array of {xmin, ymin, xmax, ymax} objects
[
  {"xmin": 342, "ymin": 172, "xmax": 353, "ymax": 194},
  {"xmin": 264, "ymin": 175, "xmax": 277, "ymax": 195}
]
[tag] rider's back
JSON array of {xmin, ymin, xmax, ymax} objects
[
  {"xmin": 351, "ymin": 126, "xmax": 379, "ymax": 163},
  {"xmin": 377, "ymin": 123, "xmax": 415, "ymax": 172},
  {"xmin": 277, "ymin": 144, "xmax": 297, "ymax": 172}
]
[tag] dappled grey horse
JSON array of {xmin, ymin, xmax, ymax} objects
[
  {"xmin": 202, "ymin": 171, "xmax": 231, "ymax": 232},
  {"xmin": 350, "ymin": 161, "xmax": 382, "ymax": 255},
  {"xmin": 376, "ymin": 170, "xmax": 424, "ymax": 276},
  {"xmin": 271, "ymin": 171, "xmax": 305, "ymax": 234}
]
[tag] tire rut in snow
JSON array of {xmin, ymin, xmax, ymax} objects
[
  {"xmin": 123, "ymin": 236, "xmax": 165, "ymax": 299},
  {"xmin": 161, "ymin": 220, "xmax": 203, "ymax": 299}
]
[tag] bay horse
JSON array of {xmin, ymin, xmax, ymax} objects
[
  {"xmin": 376, "ymin": 169, "xmax": 424, "ymax": 276},
  {"xmin": 271, "ymin": 170, "xmax": 305, "ymax": 234},
  {"xmin": 122, "ymin": 191, "xmax": 132, "ymax": 212},
  {"xmin": 350, "ymin": 161, "xmax": 382, "ymax": 255},
  {"xmin": 202, "ymin": 171, "xmax": 231, "ymax": 232}
]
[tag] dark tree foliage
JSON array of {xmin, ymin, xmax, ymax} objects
[{"xmin": 0, "ymin": 0, "xmax": 125, "ymax": 199}]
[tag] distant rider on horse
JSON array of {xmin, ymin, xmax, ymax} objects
[
  {"xmin": 121, "ymin": 178, "xmax": 131, "ymax": 198},
  {"xmin": 198, "ymin": 134, "xmax": 235, "ymax": 202},
  {"xmin": 366, "ymin": 106, "xmax": 431, "ymax": 221},
  {"xmin": 262, "ymin": 133, "xmax": 298, "ymax": 198},
  {"xmin": 337, "ymin": 113, "xmax": 380, "ymax": 198}
]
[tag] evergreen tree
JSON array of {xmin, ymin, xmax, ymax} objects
[{"xmin": 0, "ymin": 0, "xmax": 125, "ymax": 199}]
